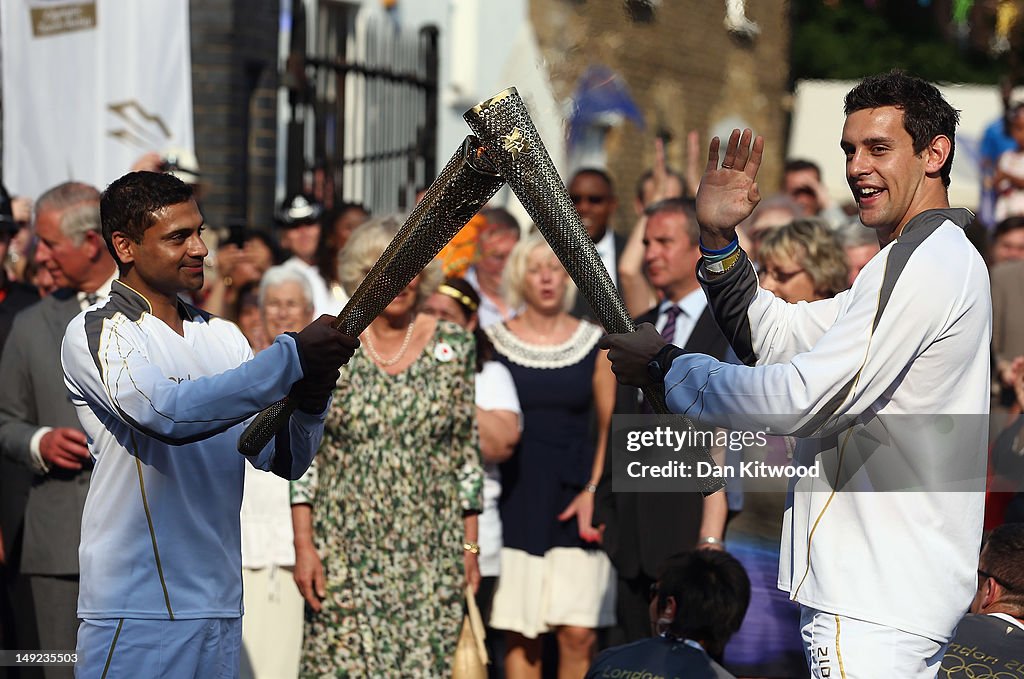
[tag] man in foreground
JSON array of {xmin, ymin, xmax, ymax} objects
[
  {"xmin": 940, "ymin": 523, "xmax": 1024, "ymax": 677},
  {"xmin": 585, "ymin": 549, "xmax": 749, "ymax": 679},
  {"xmin": 600, "ymin": 71, "xmax": 990, "ymax": 676},
  {"xmin": 62, "ymin": 172, "xmax": 358, "ymax": 678}
]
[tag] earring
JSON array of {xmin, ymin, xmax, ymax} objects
[{"xmin": 656, "ymin": 617, "xmax": 673, "ymax": 636}]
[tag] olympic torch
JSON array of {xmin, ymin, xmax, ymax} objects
[
  {"xmin": 237, "ymin": 136, "xmax": 505, "ymax": 456},
  {"xmin": 464, "ymin": 88, "xmax": 725, "ymax": 495}
]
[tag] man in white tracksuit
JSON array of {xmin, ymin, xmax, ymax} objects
[{"xmin": 600, "ymin": 71, "xmax": 990, "ymax": 678}]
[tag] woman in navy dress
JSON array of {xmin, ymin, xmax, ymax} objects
[{"xmin": 486, "ymin": 233, "xmax": 617, "ymax": 679}]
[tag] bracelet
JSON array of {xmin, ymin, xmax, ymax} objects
[
  {"xmin": 463, "ymin": 542, "xmax": 480, "ymax": 554},
  {"xmin": 698, "ymin": 236, "xmax": 739, "ymax": 256},
  {"xmin": 702, "ymin": 249, "xmax": 735, "ymax": 264},
  {"xmin": 584, "ymin": 483, "xmax": 598, "ymax": 493},
  {"xmin": 699, "ymin": 536, "xmax": 723, "ymax": 545},
  {"xmin": 704, "ymin": 248, "xmax": 742, "ymax": 275}
]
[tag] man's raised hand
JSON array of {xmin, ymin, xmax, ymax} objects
[{"xmin": 695, "ymin": 129, "xmax": 764, "ymax": 248}]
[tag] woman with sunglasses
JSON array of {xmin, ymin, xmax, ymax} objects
[{"xmin": 756, "ymin": 217, "xmax": 849, "ymax": 304}]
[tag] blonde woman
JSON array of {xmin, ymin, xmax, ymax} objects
[
  {"xmin": 757, "ymin": 217, "xmax": 849, "ymax": 303},
  {"xmin": 291, "ymin": 216, "xmax": 483, "ymax": 677},
  {"xmin": 486, "ymin": 233, "xmax": 617, "ymax": 679}
]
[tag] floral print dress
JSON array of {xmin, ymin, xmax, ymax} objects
[{"xmin": 291, "ymin": 319, "xmax": 483, "ymax": 678}]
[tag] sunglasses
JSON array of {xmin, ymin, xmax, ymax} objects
[
  {"xmin": 649, "ymin": 582, "xmax": 660, "ymax": 600},
  {"xmin": 978, "ymin": 569, "xmax": 1018, "ymax": 592},
  {"xmin": 570, "ymin": 194, "xmax": 608, "ymax": 206},
  {"xmin": 761, "ymin": 267, "xmax": 806, "ymax": 284}
]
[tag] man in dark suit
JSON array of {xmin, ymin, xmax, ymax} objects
[
  {"xmin": 0, "ymin": 182, "xmax": 116, "ymax": 677},
  {"xmin": 568, "ymin": 168, "xmax": 627, "ymax": 321},
  {"xmin": 594, "ymin": 198, "xmax": 732, "ymax": 644}
]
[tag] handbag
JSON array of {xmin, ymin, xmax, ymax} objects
[{"xmin": 451, "ymin": 585, "xmax": 489, "ymax": 679}]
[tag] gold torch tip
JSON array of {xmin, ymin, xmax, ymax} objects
[{"xmin": 467, "ymin": 87, "xmax": 518, "ymax": 116}]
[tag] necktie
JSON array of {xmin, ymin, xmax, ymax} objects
[
  {"xmin": 660, "ymin": 305, "xmax": 681, "ymax": 345},
  {"xmin": 640, "ymin": 305, "xmax": 683, "ymax": 414},
  {"xmin": 80, "ymin": 292, "xmax": 99, "ymax": 310}
]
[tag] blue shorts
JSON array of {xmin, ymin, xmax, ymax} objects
[{"xmin": 75, "ymin": 618, "xmax": 241, "ymax": 679}]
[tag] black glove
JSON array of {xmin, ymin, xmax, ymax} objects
[
  {"xmin": 289, "ymin": 368, "xmax": 341, "ymax": 414},
  {"xmin": 288, "ymin": 315, "xmax": 360, "ymax": 378},
  {"xmin": 596, "ymin": 323, "xmax": 669, "ymax": 387}
]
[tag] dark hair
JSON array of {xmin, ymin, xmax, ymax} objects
[
  {"xmin": 783, "ymin": 159, "xmax": 822, "ymax": 180},
  {"xmin": 634, "ymin": 167, "xmax": 689, "ymax": 204},
  {"xmin": 100, "ymin": 171, "xmax": 194, "ymax": 267},
  {"xmin": 336, "ymin": 201, "xmax": 369, "ymax": 218},
  {"xmin": 1004, "ymin": 102, "xmax": 1024, "ymax": 138},
  {"xmin": 435, "ymin": 277, "xmax": 493, "ymax": 372},
  {"xmin": 480, "ymin": 207, "xmax": 520, "ymax": 235},
  {"xmin": 644, "ymin": 197, "xmax": 699, "ymax": 244},
  {"xmin": 245, "ymin": 230, "xmax": 287, "ymax": 266},
  {"xmin": 0, "ymin": 184, "xmax": 16, "ymax": 232},
  {"xmin": 843, "ymin": 70, "xmax": 960, "ymax": 188},
  {"xmin": 981, "ymin": 523, "xmax": 1024, "ymax": 613},
  {"xmin": 234, "ymin": 280, "xmax": 261, "ymax": 322},
  {"xmin": 569, "ymin": 167, "xmax": 615, "ymax": 195},
  {"xmin": 656, "ymin": 550, "xmax": 750, "ymax": 661},
  {"xmin": 995, "ymin": 216, "xmax": 1024, "ymax": 240},
  {"xmin": 317, "ymin": 201, "xmax": 370, "ymax": 285}
]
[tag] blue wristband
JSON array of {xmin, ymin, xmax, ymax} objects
[{"xmin": 699, "ymin": 236, "xmax": 739, "ymax": 256}]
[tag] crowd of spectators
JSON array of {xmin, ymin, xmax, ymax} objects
[{"xmin": 0, "ymin": 103, "xmax": 1021, "ymax": 679}]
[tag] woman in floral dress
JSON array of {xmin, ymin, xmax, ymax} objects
[{"xmin": 291, "ymin": 217, "xmax": 483, "ymax": 678}]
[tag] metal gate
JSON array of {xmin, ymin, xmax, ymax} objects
[{"xmin": 283, "ymin": 0, "xmax": 438, "ymax": 215}]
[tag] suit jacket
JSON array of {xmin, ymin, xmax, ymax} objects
[
  {"xmin": 595, "ymin": 304, "xmax": 732, "ymax": 580},
  {"xmin": 0, "ymin": 289, "xmax": 91, "ymax": 574},
  {"xmin": 572, "ymin": 231, "xmax": 627, "ymax": 322},
  {"xmin": 0, "ymin": 278, "xmax": 40, "ymax": 350}
]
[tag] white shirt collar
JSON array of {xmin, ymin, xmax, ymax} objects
[
  {"xmin": 78, "ymin": 268, "xmax": 117, "ymax": 307},
  {"xmin": 96, "ymin": 270, "xmax": 117, "ymax": 299},
  {"xmin": 988, "ymin": 612, "xmax": 1024, "ymax": 631},
  {"xmin": 659, "ymin": 287, "xmax": 707, "ymax": 319},
  {"xmin": 595, "ymin": 228, "xmax": 616, "ymax": 262}
]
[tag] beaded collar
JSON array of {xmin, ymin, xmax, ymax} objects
[{"xmin": 486, "ymin": 320, "xmax": 602, "ymax": 369}]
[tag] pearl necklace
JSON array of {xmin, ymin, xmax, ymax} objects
[{"xmin": 363, "ymin": 316, "xmax": 417, "ymax": 367}]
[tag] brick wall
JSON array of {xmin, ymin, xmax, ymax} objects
[
  {"xmin": 190, "ymin": 0, "xmax": 280, "ymax": 232},
  {"xmin": 529, "ymin": 0, "xmax": 791, "ymax": 231}
]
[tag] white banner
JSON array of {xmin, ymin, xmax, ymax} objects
[{"xmin": 1, "ymin": 0, "xmax": 194, "ymax": 200}]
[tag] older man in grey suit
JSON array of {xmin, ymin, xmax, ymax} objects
[{"xmin": 0, "ymin": 182, "xmax": 116, "ymax": 677}]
